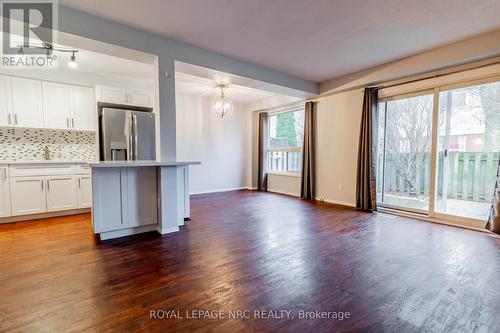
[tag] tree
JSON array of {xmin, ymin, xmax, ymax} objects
[
  {"xmin": 383, "ymin": 95, "xmax": 434, "ymax": 197},
  {"xmin": 276, "ymin": 112, "xmax": 297, "ymax": 147},
  {"xmin": 478, "ymin": 82, "xmax": 500, "ymax": 151}
]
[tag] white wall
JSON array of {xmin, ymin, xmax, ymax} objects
[
  {"xmin": 176, "ymin": 92, "xmax": 250, "ymax": 194},
  {"xmin": 267, "ymin": 173, "xmax": 301, "ymax": 197},
  {"xmin": 314, "ymin": 89, "xmax": 364, "ymax": 206}
]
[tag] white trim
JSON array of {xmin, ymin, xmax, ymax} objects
[
  {"xmin": 100, "ymin": 224, "xmax": 158, "ymax": 240},
  {"xmin": 190, "ymin": 187, "xmax": 250, "ymax": 195},
  {"xmin": 0, "ymin": 208, "xmax": 91, "ymax": 224},
  {"xmin": 315, "ymin": 197, "xmax": 356, "ymax": 208},
  {"xmin": 267, "ymin": 171, "xmax": 301, "ymax": 178},
  {"xmin": 156, "ymin": 225, "xmax": 179, "ymax": 235},
  {"xmin": 266, "ymin": 102, "xmax": 305, "ymax": 115},
  {"xmin": 268, "ymin": 146, "xmax": 302, "ymax": 152},
  {"xmin": 268, "ymin": 189, "xmax": 300, "ymax": 197}
]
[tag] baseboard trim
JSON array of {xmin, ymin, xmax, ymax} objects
[
  {"xmin": 156, "ymin": 225, "xmax": 180, "ymax": 235},
  {"xmin": 99, "ymin": 224, "xmax": 158, "ymax": 241},
  {"xmin": 268, "ymin": 189, "xmax": 300, "ymax": 197},
  {"xmin": 315, "ymin": 197, "xmax": 356, "ymax": 208},
  {"xmin": 191, "ymin": 187, "xmax": 251, "ymax": 195},
  {"xmin": 0, "ymin": 208, "xmax": 91, "ymax": 224}
]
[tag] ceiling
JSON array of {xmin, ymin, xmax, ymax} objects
[
  {"xmin": 175, "ymin": 72, "xmax": 277, "ymax": 104},
  {"xmin": 61, "ymin": 0, "xmax": 500, "ymax": 82}
]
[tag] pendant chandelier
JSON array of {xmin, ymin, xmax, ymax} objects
[{"xmin": 212, "ymin": 83, "xmax": 233, "ymax": 118}]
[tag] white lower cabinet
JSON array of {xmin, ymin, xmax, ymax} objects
[
  {"xmin": 10, "ymin": 176, "xmax": 46, "ymax": 216},
  {"xmin": 46, "ymin": 176, "xmax": 77, "ymax": 212},
  {"xmin": 126, "ymin": 167, "xmax": 157, "ymax": 227},
  {"xmin": 92, "ymin": 167, "xmax": 157, "ymax": 232},
  {"xmin": 77, "ymin": 175, "xmax": 92, "ymax": 208},
  {"xmin": 3, "ymin": 163, "xmax": 92, "ymax": 219},
  {"xmin": 92, "ymin": 168, "xmax": 125, "ymax": 232},
  {"xmin": 0, "ymin": 166, "xmax": 11, "ymax": 217}
]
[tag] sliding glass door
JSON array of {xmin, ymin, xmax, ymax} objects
[
  {"xmin": 377, "ymin": 93, "xmax": 434, "ymax": 213},
  {"xmin": 377, "ymin": 78, "xmax": 500, "ymax": 224},
  {"xmin": 435, "ymin": 81, "xmax": 500, "ymax": 220}
]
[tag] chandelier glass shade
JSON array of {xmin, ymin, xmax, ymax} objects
[{"xmin": 212, "ymin": 84, "xmax": 233, "ymax": 118}]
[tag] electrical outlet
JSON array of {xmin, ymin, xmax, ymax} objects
[{"xmin": 337, "ymin": 184, "xmax": 343, "ymax": 191}]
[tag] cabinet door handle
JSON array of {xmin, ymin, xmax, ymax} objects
[
  {"xmin": 8, "ymin": 113, "xmax": 11, "ymax": 125},
  {"xmin": 14, "ymin": 113, "xmax": 18, "ymax": 125},
  {"xmin": 41, "ymin": 179, "xmax": 44, "ymax": 190},
  {"xmin": 3, "ymin": 168, "xmax": 6, "ymax": 180},
  {"xmin": 78, "ymin": 178, "xmax": 81, "ymax": 188},
  {"xmin": 47, "ymin": 179, "xmax": 50, "ymax": 190},
  {"xmin": 72, "ymin": 118, "xmax": 75, "ymax": 128},
  {"xmin": 67, "ymin": 117, "xmax": 70, "ymax": 128}
]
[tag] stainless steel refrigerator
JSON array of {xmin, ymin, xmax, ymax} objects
[{"xmin": 99, "ymin": 108, "xmax": 156, "ymax": 161}]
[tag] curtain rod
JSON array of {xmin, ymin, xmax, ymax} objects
[{"xmin": 317, "ymin": 56, "xmax": 500, "ymax": 98}]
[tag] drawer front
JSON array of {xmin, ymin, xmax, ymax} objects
[
  {"xmin": 76, "ymin": 163, "xmax": 91, "ymax": 174},
  {"xmin": 9, "ymin": 164, "xmax": 76, "ymax": 177}
]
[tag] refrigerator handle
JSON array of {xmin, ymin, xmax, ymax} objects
[{"xmin": 133, "ymin": 114, "xmax": 138, "ymax": 160}]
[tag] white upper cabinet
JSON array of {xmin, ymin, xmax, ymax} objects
[
  {"xmin": 0, "ymin": 75, "xmax": 13, "ymax": 126},
  {"xmin": 129, "ymin": 92, "xmax": 152, "ymax": 108},
  {"xmin": 71, "ymin": 86, "xmax": 96, "ymax": 131},
  {"xmin": 98, "ymin": 86, "xmax": 127, "ymax": 105},
  {"xmin": 96, "ymin": 86, "xmax": 153, "ymax": 108},
  {"xmin": 11, "ymin": 77, "xmax": 43, "ymax": 128},
  {"xmin": 42, "ymin": 81, "xmax": 71, "ymax": 129}
]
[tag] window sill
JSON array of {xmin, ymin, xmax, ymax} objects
[{"xmin": 267, "ymin": 171, "xmax": 301, "ymax": 178}]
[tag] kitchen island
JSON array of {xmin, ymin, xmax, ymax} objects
[{"xmin": 89, "ymin": 161, "xmax": 200, "ymax": 240}]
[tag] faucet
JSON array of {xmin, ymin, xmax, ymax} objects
[{"xmin": 43, "ymin": 146, "xmax": 50, "ymax": 160}]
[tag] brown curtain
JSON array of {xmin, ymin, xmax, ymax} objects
[
  {"xmin": 301, "ymin": 101, "xmax": 316, "ymax": 200},
  {"xmin": 356, "ymin": 88, "xmax": 378, "ymax": 211},
  {"xmin": 257, "ymin": 112, "xmax": 269, "ymax": 191},
  {"xmin": 486, "ymin": 158, "xmax": 500, "ymax": 234}
]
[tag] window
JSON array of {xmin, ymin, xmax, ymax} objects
[{"xmin": 268, "ymin": 109, "xmax": 304, "ymax": 172}]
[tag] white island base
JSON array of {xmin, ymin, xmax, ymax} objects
[{"xmin": 90, "ymin": 161, "xmax": 200, "ymax": 240}]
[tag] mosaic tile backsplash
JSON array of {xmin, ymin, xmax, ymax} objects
[{"xmin": 0, "ymin": 127, "xmax": 97, "ymax": 161}]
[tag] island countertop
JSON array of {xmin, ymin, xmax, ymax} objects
[{"xmin": 89, "ymin": 161, "xmax": 201, "ymax": 168}]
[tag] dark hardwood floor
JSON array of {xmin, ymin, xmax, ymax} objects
[{"xmin": 1, "ymin": 190, "xmax": 499, "ymax": 332}]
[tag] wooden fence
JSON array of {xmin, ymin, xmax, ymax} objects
[{"xmin": 379, "ymin": 152, "xmax": 499, "ymax": 203}]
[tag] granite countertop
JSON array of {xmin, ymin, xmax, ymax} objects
[
  {"xmin": 0, "ymin": 160, "xmax": 95, "ymax": 165},
  {"xmin": 89, "ymin": 161, "xmax": 201, "ymax": 168}
]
